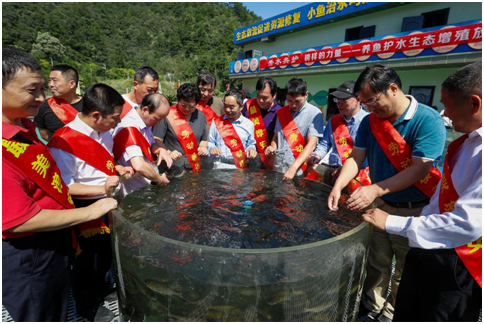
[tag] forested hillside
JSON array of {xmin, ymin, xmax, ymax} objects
[{"xmin": 2, "ymin": 2, "xmax": 260, "ymax": 94}]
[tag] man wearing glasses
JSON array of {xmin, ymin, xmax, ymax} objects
[
  {"xmin": 307, "ymin": 81, "xmax": 369, "ymax": 190},
  {"xmin": 196, "ymin": 72, "xmax": 224, "ymax": 125},
  {"xmin": 328, "ymin": 65, "xmax": 446, "ymax": 322}
]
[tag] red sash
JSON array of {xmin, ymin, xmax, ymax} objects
[
  {"xmin": 197, "ymin": 100, "xmax": 217, "ymax": 126},
  {"xmin": 213, "ymin": 116, "xmax": 248, "ymax": 169},
  {"xmin": 120, "ymin": 100, "xmax": 133, "ymax": 119},
  {"xmin": 276, "ymin": 106, "xmax": 322, "ymax": 181},
  {"xmin": 3, "ymin": 138, "xmax": 75, "ymax": 210},
  {"xmin": 48, "ymin": 127, "xmax": 117, "ymax": 176},
  {"xmin": 3, "ymin": 136, "xmax": 79, "ymax": 251},
  {"xmin": 369, "ymin": 113, "xmax": 441, "ymax": 198},
  {"xmin": 113, "ymin": 127, "xmax": 156, "ymax": 162},
  {"xmin": 166, "ymin": 105, "xmax": 202, "ymax": 171},
  {"xmin": 246, "ymin": 98, "xmax": 272, "ymax": 170},
  {"xmin": 48, "ymin": 127, "xmax": 115, "ymax": 244},
  {"xmin": 438, "ymin": 134, "xmax": 481, "ymax": 287},
  {"xmin": 47, "ymin": 97, "xmax": 78, "ymax": 124},
  {"xmin": 331, "ymin": 114, "xmax": 371, "ymax": 193}
]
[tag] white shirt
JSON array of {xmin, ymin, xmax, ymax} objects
[
  {"xmin": 113, "ymin": 107, "xmax": 157, "ymax": 199},
  {"xmin": 50, "ymin": 114, "xmax": 113, "ymax": 200},
  {"xmin": 122, "ymin": 94, "xmax": 139, "ymax": 109},
  {"xmin": 386, "ymin": 127, "xmax": 482, "ymax": 249},
  {"xmin": 207, "ymin": 114, "xmax": 256, "ymax": 169}
]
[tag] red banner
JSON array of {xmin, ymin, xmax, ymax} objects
[
  {"xmin": 246, "ymin": 98, "xmax": 273, "ymax": 170},
  {"xmin": 369, "ymin": 113, "xmax": 441, "ymax": 198},
  {"xmin": 113, "ymin": 127, "xmax": 156, "ymax": 162},
  {"xmin": 47, "ymin": 97, "xmax": 78, "ymax": 125},
  {"xmin": 213, "ymin": 116, "xmax": 248, "ymax": 169},
  {"xmin": 276, "ymin": 106, "xmax": 322, "ymax": 181},
  {"xmin": 166, "ymin": 105, "xmax": 202, "ymax": 172},
  {"xmin": 48, "ymin": 127, "xmax": 116, "ymax": 176},
  {"xmin": 197, "ymin": 100, "xmax": 218, "ymax": 126},
  {"xmin": 330, "ymin": 114, "xmax": 371, "ymax": 193},
  {"xmin": 259, "ymin": 22, "xmax": 482, "ymax": 69},
  {"xmin": 120, "ymin": 100, "xmax": 133, "ymax": 119}
]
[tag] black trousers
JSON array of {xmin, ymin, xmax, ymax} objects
[
  {"xmin": 394, "ymin": 247, "xmax": 481, "ymax": 322},
  {"xmin": 71, "ymin": 198, "xmax": 113, "ymax": 312},
  {"xmin": 2, "ymin": 230, "xmax": 71, "ymax": 321}
]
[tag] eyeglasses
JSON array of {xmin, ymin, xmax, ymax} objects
[
  {"xmin": 360, "ymin": 92, "xmax": 385, "ymax": 107},
  {"xmin": 179, "ymin": 102, "xmax": 197, "ymax": 109},
  {"xmin": 333, "ymin": 97, "xmax": 354, "ymax": 104},
  {"xmin": 223, "ymin": 105, "xmax": 239, "ymax": 110},
  {"xmin": 199, "ymin": 87, "xmax": 214, "ymax": 94}
]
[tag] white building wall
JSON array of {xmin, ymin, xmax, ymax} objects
[{"xmin": 244, "ymin": 3, "xmax": 482, "ymax": 57}]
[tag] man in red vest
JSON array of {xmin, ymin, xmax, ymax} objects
[
  {"xmin": 48, "ymin": 84, "xmax": 133, "ymax": 321},
  {"xmin": 114, "ymin": 93, "xmax": 173, "ymax": 199},
  {"xmin": 327, "ymin": 65, "xmax": 446, "ymax": 322},
  {"xmin": 120, "ymin": 65, "xmax": 160, "ymax": 118},
  {"xmin": 362, "ymin": 62, "xmax": 482, "ymax": 321},
  {"xmin": 2, "ymin": 47, "xmax": 117, "ymax": 322},
  {"xmin": 34, "ymin": 64, "xmax": 82, "ymax": 141}
]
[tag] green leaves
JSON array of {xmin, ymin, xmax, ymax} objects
[{"xmin": 3, "ymin": 2, "xmax": 261, "ymax": 92}]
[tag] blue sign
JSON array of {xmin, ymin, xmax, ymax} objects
[{"xmin": 234, "ymin": 2, "xmax": 387, "ymax": 45}]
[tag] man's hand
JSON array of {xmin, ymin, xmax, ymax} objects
[
  {"xmin": 210, "ymin": 147, "xmax": 222, "ymax": 157},
  {"xmin": 117, "ymin": 166, "xmax": 134, "ymax": 178},
  {"xmin": 307, "ymin": 154, "xmax": 321, "ymax": 166},
  {"xmin": 155, "ymin": 149, "xmax": 174, "ymax": 168},
  {"xmin": 283, "ymin": 166, "xmax": 298, "ymax": 180},
  {"xmin": 156, "ymin": 173, "xmax": 170, "ymax": 185},
  {"xmin": 327, "ymin": 187, "xmax": 341, "ymax": 211},
  {"xmin": 104, "ymin": 176, "xmax": 120, "ymax": 194},
  {"xmin": 246, "ymin": 148, "xmax": 258, "ymax": 159},
  {"xmin": 87, "ymin": 198, "xmax": 118, "ymax": 218},
  {"xmin": 362, "ymin": 208, "xmax": 389, "ymax": 231},
  {"xmin": 347, "ymin": 184, "xmax": 379, "ymax": 211},
  {"xmin": 265, "ymin": 145, "xmax": 277, "ymax": 156},
  {"xmin": 168, "ymin": 150, "xmax": 183, "ymax": 161},
  {"xmin": 198, "ymin": 146, "xmax": 209, "ymax": 156}
]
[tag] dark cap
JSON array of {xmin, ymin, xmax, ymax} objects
[{"xmin": 329, "ymin": 81, "xmax": 356, "ymax": 99}]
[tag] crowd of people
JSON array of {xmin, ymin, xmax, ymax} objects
[{"xmin": 2, "ymin": 45, "xmax": 481, "ymax": 322}]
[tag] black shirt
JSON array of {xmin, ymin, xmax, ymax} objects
[
  {"xmin": 152, "ymin": 109, "xmax": 208, "ymax": 175},
  {"xmin": 34, "ymin": 98, "xmax": 83, "ymax": 140}
]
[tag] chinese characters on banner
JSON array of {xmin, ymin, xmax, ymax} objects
[
  {"xmin": 235, "ymin": 2, "xmax": 370, "ymax": 43},
  {"xmin": 257, "ymin": 22, "xmax": 481, "ymax": 70}
]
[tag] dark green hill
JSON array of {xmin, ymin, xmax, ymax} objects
[{"xmin": 2, "ymin": 2, "xmax": 260, "ymax": 93}]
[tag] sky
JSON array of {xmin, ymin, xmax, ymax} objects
[{"xmin": 242, "ymin": 2, "xmax": 311, "ymax": 20}]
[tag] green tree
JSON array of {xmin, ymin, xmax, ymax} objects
[{"xmin": 30, "ymin": 32, "xmax": 66, "ymax": 64}]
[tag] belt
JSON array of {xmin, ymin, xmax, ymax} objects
[{"xmin": 382, "ymin": 198, "xmax": 430, "ymax": 209}]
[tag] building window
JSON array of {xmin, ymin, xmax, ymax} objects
[
  {"xmin": 345, "ymin": 25, "xmax": 376, "ymax": 42},
  {"xmin": 422, "ymin": 8, "xmax": 449, "ymax": 28},
  {"xmin": 401, "ymin": 8, "xmax": 449, "ymax": 32}
]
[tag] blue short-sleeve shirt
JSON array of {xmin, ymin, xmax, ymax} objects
[{"xmin": 354, "ymin": 96, "xmax": 446, "ymax": 202}]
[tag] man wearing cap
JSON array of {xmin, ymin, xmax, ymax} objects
[{"xmin": 307, "ymin": 81, "xmax": 370, "ymax": 191}]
